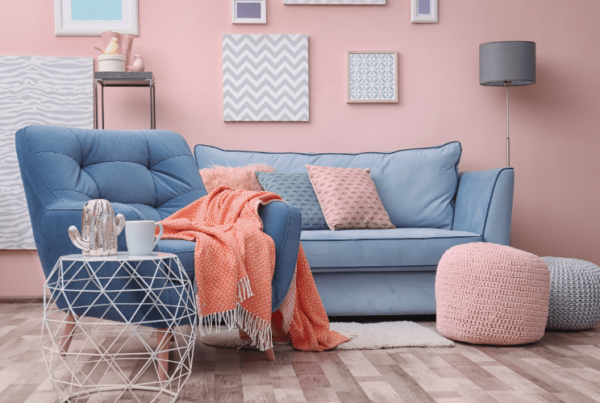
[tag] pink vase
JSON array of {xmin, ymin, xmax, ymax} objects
[{"xmin": 121, "ymin": 35, "xmax": 134, "ymax": 68}]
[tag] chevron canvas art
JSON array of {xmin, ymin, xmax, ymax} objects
[
  {"xmin": 284, "ymin": 0, "xmax": 385, "ymax": 4},
  {"xmin": 223, "ymin": 34, "xmax": 309, "ymax": 122}
]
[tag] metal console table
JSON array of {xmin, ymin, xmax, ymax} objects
[{"xmin": 94, "ymin": 72, "xmax": 156, "ymax": 129}]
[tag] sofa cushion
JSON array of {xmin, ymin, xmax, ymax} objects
[
  {"xmin": 300, "ymin": 228, "xmax": 481, "ymax": 271},
  {"xmin": 306, "ymin": 165, "xmax": 395, "ymax": 231},
  {"xmin": 257, "ymin": 172, "xmax": 328, "ymax": 230},
  {"xmin": 195, "ymin": 142, "xmax": 461, "ymax": 229}
]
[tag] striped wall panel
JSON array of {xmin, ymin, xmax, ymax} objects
[{"xmin": 0, "ymin": 56, "xmax": 93, "ymax": 249}]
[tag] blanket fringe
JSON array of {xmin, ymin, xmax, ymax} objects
[{"xmin": 197, "ymin": 276, "xmax": 272, "ymax": 351}]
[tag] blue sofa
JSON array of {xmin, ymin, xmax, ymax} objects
[
  {"xmin": 195, "ymin": 143, "xmax": 515, "ymax": 316},
  {"xmin": 16, "ymin": 126, "xmax": 302, "ymax": 326},
  {"xmin": 17, "ymin": 125, "xmax": 514, "ymax": 319}
]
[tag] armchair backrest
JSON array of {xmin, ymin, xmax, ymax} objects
[{"xmin": 16, "ymin": 126, "xmax": 207, "ymax": 273}]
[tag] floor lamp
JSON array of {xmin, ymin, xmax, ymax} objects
[{"xmin": 479, "ymin": 41, "xmax": 536, "ymax": 167}]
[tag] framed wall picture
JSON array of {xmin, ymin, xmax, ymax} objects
[
  {"xmin": 284, "ymin": 0, "xmax": 385, "ymax": 4},
  {"xmin": 232, "ymin": 0, "xmax": 267, "ymax": 24},
  {"xmin": 347, "ymin": 51, "xmax": 398, "ymax": 103},
  {"xmin": 411, "ymin": 0, "xmax": 438, "ymax": 23},
  {"xmin": 54, "ymin": 0, "xmax": 139, "ymax": 36},
  {"xmin": 223, "ymin": 34, "xmax": 309, "ymax": 121}
]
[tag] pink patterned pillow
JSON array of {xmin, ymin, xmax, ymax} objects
[
  {"xmin": 200, "ymin": 164, "xmax": 275, "ymax": 193},
  {"xmin": 306, "ymin": 165, "xmax": 395, "ymax": 231}
]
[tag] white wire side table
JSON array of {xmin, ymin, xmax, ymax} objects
[{"xmin": 41, "ymin": 252, "xmax": 197, "ymax": 403}]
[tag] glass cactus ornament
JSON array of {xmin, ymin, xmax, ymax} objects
[{"xmin": 68, "ymin": 200, "xmax": 126, "ymax": 256}]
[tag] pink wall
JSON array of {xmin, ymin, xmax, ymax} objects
[{"xmin": 1, "ymin": 0, "xmax": 599, "ymax": 297}]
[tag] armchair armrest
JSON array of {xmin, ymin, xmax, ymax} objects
[
  {"xmin": 258, "ymin": 201, "xmax": 302, "ymax": 312},
  {"xmin": 453, "ymin": 168, "xmax": 514, "ymax": 245}
]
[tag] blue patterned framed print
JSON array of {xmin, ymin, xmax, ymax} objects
[{"xmin": 347, "ymin": 51, "xmax": 398, "ymax": 103}]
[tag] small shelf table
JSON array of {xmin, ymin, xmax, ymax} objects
[
  {"xmin": 94, "ymin": 72, "xmax": 156, "ymax": 130},
  {"xmin": 42, "ymin": 252, "xmax": 196, "ymax": 402}
]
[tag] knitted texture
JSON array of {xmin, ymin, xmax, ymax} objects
[
  {"xmin": 199, "ymin": 164, "xmax": 275, "ymax": 193},
  {"xmin": 305, "ymin": 165, "xmax": 395, "ymax": 231},
  {"xmin": 541, "ymin": 257, "xmax": 600, "ymax": 331},
  {"xmin": 436, "ymin": 243, "xmax": 550, "ymax": 345},
  {"xmin": 159, "ymin": 186, "xmax": 350, "ymax": 352}
]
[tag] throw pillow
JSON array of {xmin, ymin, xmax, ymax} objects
[
  {"xmin": 199, "ymin": 164, "xmax": 275, "ymax": 193},
  {"xmin": 257, "ymin": 172, "xmax": 328, "ymax": 230},
  {"xmin": 306, "ymin": 165, "xmax": 395, "ymax": 231}
]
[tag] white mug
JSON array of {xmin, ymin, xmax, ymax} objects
[{"xmin": 125, "ymin": 221, "xmax": 163, "ymax": 256}]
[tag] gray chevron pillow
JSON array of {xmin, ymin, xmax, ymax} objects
[{"xmin": 257, "ymin": 172, "xmax": 328, "ymax": 230}]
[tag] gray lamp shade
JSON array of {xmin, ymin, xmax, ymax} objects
[{"xmin": 480, "ymin": 41, "xmax": 536, "ymax": 86}]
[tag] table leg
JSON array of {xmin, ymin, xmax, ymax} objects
[
  {"xmin": 157, "ymin": 328, "xmax": 170, "ymax": 381},
  {"xmin": 101, "ymin": 84, "xmax": 105, "ymax": 130},
  {"xmin": 61, "ymin": 312, "xmax": 76, "ymax": 355},
  {"xmin": 94, "ymin": 80, "xmax": 98, "ymax": 129}
]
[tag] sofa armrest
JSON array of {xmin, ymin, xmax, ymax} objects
[
  {"xmin": 39, "ymin": 201, "xmax": 147, "ymax": 278},
  {"xmin": 453, "ymin": 168, "xmax": 514, "ymax": 245}
]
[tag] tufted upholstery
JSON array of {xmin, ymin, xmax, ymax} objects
[{"xmin": 16, "ymin": 126, "xmax": 302, "ymax": 325}]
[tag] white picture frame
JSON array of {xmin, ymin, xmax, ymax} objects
[
  {"xmin": 232, "ymin": 0, "xmax": 267, "ymax": 24},
  {"xmin": 55, "ymin": 0, "xmax": 139, "ymax": 36},
  {"xmin": 347, "ymin": 51, "xmax": 398, "ymax": 104},
  {"xmin": 284, "ymin": 0, "xmax": 385, "ymax": 4},
  {"xmin": 411, "ymin": 0, "xmax": 438, "ymax": 23}
]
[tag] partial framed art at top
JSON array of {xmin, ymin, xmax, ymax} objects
[
  {"xmin": 55, "ymin": 0, "xmax": 139, "ymax": 36},
  {"xmin": 223, "ymin": 34, "xmax": 309, "ymax": 121},
  {"xmin": 232, "ymin": 0, "xmax": 266, "ymax": 24},
  {"xmin": 411, "ymin": 0, "xmax": 438, "ymax": 23},
  {"xmin": 347, "ymin": 51, "xmax": 398, "ymax": 103},
  {"xmin": 284, "ymin": 0, "xmax": 385, "ymax": 4}
]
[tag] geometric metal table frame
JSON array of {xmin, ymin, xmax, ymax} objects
[{"xmin": 41, "ymin": 252, "xmax": 196, "ymax": 403}]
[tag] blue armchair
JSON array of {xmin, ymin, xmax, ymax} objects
[{"xmin": 16, "ymin": 125, "xmax": 301, "ymax": 363}]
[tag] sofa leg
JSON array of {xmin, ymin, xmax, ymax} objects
[
  {"xmin": 239, "ymin": 329, "xmax": 276, "ymax": 361},
  {"xmin": 61, "ymin": 312, "xmax": 76, "ymax": 355},
  {"xmin": 265, "ymin": 348, "xmax": 275, "ymax": 361},
  {"xmin": 157, "ymin": 328, "xmax": 170, "ymax": 381}
]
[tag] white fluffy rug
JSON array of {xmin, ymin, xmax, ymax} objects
[{"xmin": 199, "ymin": 321, "xmax": 454, "ymax": 351}]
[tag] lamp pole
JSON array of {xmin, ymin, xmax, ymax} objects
[{"xmin": 505, "ymin": 82, "xmax": 510, "ymax": 167}]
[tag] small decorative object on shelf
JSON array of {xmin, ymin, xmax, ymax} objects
[
  {"xmin": 68, "ymin": 199, "xmax": 125, "ymax": 256},
  {"xmin": 95, "ymin": 31, "xmax": 136, "ymax": 72},
  {"xmin": 127, "ymin": 54, "xmax": 145, "ymax": 72}
]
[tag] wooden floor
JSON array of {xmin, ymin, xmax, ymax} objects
[{"xmin": 2, "ymin": 304, "xmax": 600, "ymax": 403}]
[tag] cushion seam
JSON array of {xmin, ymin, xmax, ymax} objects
[
  {"xmin": 195, "ymin": 141, "xmax": 461, "ymax": 158},
  {"xmin": 151, "ymin": 154, "xmax": 195, "ymax": 169},
  {"xmin": 141, "ymin": 131, "xmax": 159, "ymax": 207},
  {"xmin": 300, "ymin": 236, "xmax": 482, "ymax": 241}
]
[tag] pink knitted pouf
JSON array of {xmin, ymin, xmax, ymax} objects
[{"xmin": 436, "ymin": 243, "xmax": 550, "ymax": 345}]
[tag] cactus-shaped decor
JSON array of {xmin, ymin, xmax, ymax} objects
[{"xmin": 68, "ymin": 200, "xmax": 125, "ymax": 256}]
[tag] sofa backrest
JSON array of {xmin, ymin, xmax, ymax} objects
[
  {"xmin": 195, "ymin": 142, "xmax": 461, "ymax": 229},
  {"xmin": 16, "ymin": 126, "xmax": 207, "ymax": 221}
]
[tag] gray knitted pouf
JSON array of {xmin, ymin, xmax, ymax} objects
[{"xmin": 542, "ymin": 257, "xmax": 600, "ymax": 331}]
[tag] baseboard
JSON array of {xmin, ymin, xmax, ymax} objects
[{"xmin": 0, "ymin": 296, "xmax": 44, "ymax": 304}]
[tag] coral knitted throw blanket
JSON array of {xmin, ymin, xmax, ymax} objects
[{"xmin": 159, "ymin": 186, "xmax": 350, "ymax": 352}]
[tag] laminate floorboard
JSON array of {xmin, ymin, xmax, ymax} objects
[{"xmin": 1, "ymin": 304, "xmax": 599, "ymax": 403}]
